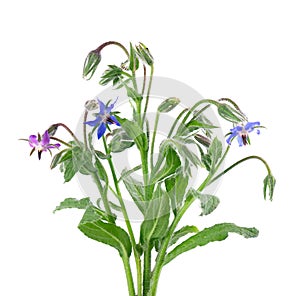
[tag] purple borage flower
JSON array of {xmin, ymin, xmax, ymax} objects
[
  {"xmin": 84, "ymin": 98, "xmax": 120, "ymax": 139},
  {"xmin": 28, "ymin": 131, "xmax": 61, "ymax": 160},
  {"xmin": 226, "ymin": 121, "xmax": 261, "ymax": 146}
]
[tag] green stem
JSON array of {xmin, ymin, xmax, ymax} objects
[
  {"xmin": 102, "ymin": 137, "xmax": 142, "ymax": 296},
  {"xmin": 143, "ymin": 245, "xmax": 152, "ymax": 296},
  {"xmin": 142, "ymin": 65, "xmax": 154, "ymax": 126},
  {"xmin": 141, "ymin": 64, "xmax": 147, "ymax": 95},
  {"xmin": 52, "ymin": 123, "xmax": 81, "ymax": 146},
  {"xmin": 150, "ymin": 112, "xmax": 160, "ymax": 170},
  {"xmin": 83, "ymin": 110, "xmax": 88, "ymax": 150},
  {"xmin": 90, "ymin": 170, "xmax": 114, "ymax": 223},
  {"xmin": 167, "ymin": 108, "xmax": 188, "ymax": 138},
  {"xmin": 208, "ymin": 155, "xmax": 271, "ymax": 186},
  {"xmin": 149, "ymin": 195, "xmax": 196, "ymax": 296},
  {"xmin": 49, "ymin": 136, "xmax": 72, "ymax": 148},
  {"xmin": 122, "ymin": 255, "xmax": 136, "ymax": 296}
]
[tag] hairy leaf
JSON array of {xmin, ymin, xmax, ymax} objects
[
  {"xmin": 202, "ymin": 137, "xmax": 222, "ymax": 172},
  {"xmin": 140, "ymin": 187, "xmax": 170, "ymax": 245},
  {"xmin": 169, "ymin": 225, "xmax": 199, "ymax": 247},
  {"xmin": 109, "ymin": 128, "xmax": 135, "ymax": 153},
  {"xmin": 164, "ymin": 223, "xmax": 259, "ymax": 265},
  {"xmin": 78, "ymin": 206, "xmax": 132, "ymax": 257},
  {"xmin": 53, "ymin": 197, "xmax": 91, "ymax": 213},
  {"xmin": 122, "ymin": 172, "xmax": 145, "ymax": 214}
]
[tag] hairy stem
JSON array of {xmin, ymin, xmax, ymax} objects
[{"xmin": 102, "ymin": 137, "xmax": 142, "ymax": 296}]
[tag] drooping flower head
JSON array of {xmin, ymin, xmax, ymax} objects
[
  {"xmin": 226, "ymin": 121, "xmax": 260, "ymax": 146},
  {"xmin": 84, "ymin": 98, "xmax": 120, "ymax": 139},
  {"xmin": 28, "ymin": 131, "xmax": 61, "ymax": 160}
]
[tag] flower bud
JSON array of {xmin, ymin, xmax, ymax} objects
[
  {"xmin": 85, "ymin": 99, "xmax": 99, "ymax": 111},
  {"xmin": 47, "ymin": 124, "xmax": 59, "ymax": 137},
  {"xmin": 135, "ymin": 42, "xmax": 154, "ymax": 66},
  {"xmin": 217, "ymin": 103, "xmax": 246, "ymax": 123},
  {"xmin": 83, "ymin": 50, "xmax": 101, "ymax": 80},
  {"xmin": 158, "ymin": 97, "xmax": 180, "ymax": 113},
  {"xmin": 263, "ymin": 174, "xmax": 276, "ymax": 201}
]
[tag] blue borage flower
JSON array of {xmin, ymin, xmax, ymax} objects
[
  {"xmin": 84, "ymin": 98, "xmax": 120, "ymax": 139},
  {"xmin": 226, "ymin": 121, "xmax": 260, "ymax": 146}
]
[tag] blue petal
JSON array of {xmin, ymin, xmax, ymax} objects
[
  {"xmin": 109, "ymin": 115, "xmax": 121, "ymax": 126},
  {"xmin": 245, "ymin": 121, "xmax": 260, "ymax": 132},
  {"xmin": 226, "ymin": 133, "xmax": 235, "ymax": 144},
  {"xmin": 97, "ymin": 123, "xmax": 107, "ymax": 139},
  {"xmin": 97, "ymin": 99, "xmax": 106, "ymax": 115},
  {"xmin": 237, "ymin": 135, "xmax": 244, "ymax": 146},
  {"xmin": 85, "ymin": 116, "xmax": 101, "ymax": 126},
  {"xmin": 106, "ymin": 97, "xmax": 118, "ymax": 113},
  {"xmin": 256, "ymin": 129, "xmax": 261, "ymax": 135}
]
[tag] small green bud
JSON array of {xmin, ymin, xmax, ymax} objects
[
  {"xmin": 47, "ymin": 124, "xmax": 59, "ymax": 137},
  {"xmin": 83, "ymin": 50, "xmax": 101, "ymax": 80},
  {"xmin": 85, "ymin": 99, "xmax": 98, "ymax": 111},
  {"xmin": 135, "ymin": 42, "xmax": 154, "ymax": 66},
  {"xmin": 263, "ymin": 174, "xmax": 276, "ymax": 201},
  {"xmin": 217, "ymin": 103, "xmax": 246, "ymax": 123},
  {"xmin": 158, "ymin": 97, "xmax": 180, "ymax": 113}
]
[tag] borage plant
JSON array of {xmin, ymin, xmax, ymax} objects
[{"xmin": 21, "ymin": 41, "xmax": 276, "ymax": 296}]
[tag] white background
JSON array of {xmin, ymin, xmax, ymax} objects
[{"xmin": 1, "ymin": 0, "xmax": 299, "ymax": 295}]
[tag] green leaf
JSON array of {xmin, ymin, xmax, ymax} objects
[
  {"xmin": 202, "ymin": 137, "xmax": 222, "ymax": 172},
  {"xmin": 124, "ymin": 84, "xmax": 143, "ymax": 103},
  {"xmin": 165, "ymin": 170, "xmax": 189, "ymax": 215},
  {"xmin": 159, "ymin": 139, "xmax": 201, "ymax": 176},
  {"xmin": 152, "ymin": 146, "xmax": 181, "ymax": 183},
  {"xmin": 140, "ymin": 187, "xmax": 170, "ymax": 246},
  {"xmin": 53, "ymin": 197, "xmax": 91, "ymax": 213},
  {"xmin": 122, "ymin": 172, "xmax": 145, "ymax": 214},
  {"xmin": 263, "ymin": 174, "xmax": 276, "ymax": 201},
  {"xmin": 99, "ymin": 65, "xmax": 125, "ymax": 86},
  {"xmin": 109, "ymin": 128, "xmax": 135, "ymax": 153},
  {"xmin": 169, "ymin": 225, "xmax": 199, "ymax": 247},
  {"xmin": 188, "ymin": 188, "xmax": 220, "ymax": 216},
  {"xmin": 78, "ymin": 206, "xmax": 132, "ymax": 257},
  {"xmin": 164, "ymin": 223, "xmax": 259, "ymax": 265},
  {"xmin": 63, "ymin": 158, "xmax": 78, "ymax": 182},
  {"xmin": 50, "ymin": 149, "xmax": 68, "ymax": 169},
  {"xmin": 117, "ymin": 117, "xmax": 148, "ymax": 152}
]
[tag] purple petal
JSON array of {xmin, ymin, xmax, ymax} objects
[
  {"xmin": 48, "ymin": 143, "xmax": 61, "ymax": 149},
  {"xmin": 29, "ymin": 135, "xmax": 39, "ymax": 147},
  {"xmin": 41, "ymin": 131, "xmax": 50, "ymax": 146},
  {"xmin": 97, "ymin": 123, "xmax": 107, "ymax": 139},
  {"xmin": 256, "ymin": 129, "xmax": 261, "ymax": 135},
  {"xmin": 84, "ymin": 116, "xmax": 101, "ymax": 126},
  {"xmin": 109, "ymin": 115, "xmax": 121, "ymax": 126}
]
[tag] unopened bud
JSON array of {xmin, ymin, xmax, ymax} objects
[
  {"xmin": 85, "ymin": 99, "xmax": 99, "ymax": 111},
  {"xmin": 47, "ymin": 124, "xmax": 59, "ymax": 137},
  {"xmin": 83, "ymin": 50, "xmax": 101, "ymax": 80},
  {"xmin": 135, "ymin": 42, "xmax": 154, "ymax": 66},
  {"xmin": 218, "ymin": 103, "xmax": 246, "ymax": 123},
  {"xmin": 158, "ymin": 97, "xmax": 180, "ymax": 113}
]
